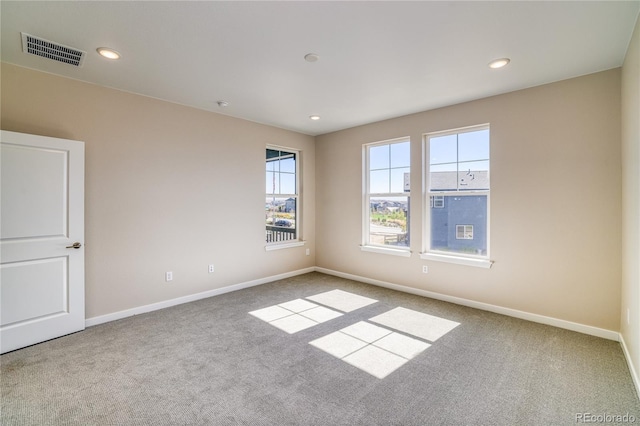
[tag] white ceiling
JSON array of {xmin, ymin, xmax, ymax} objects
[{"xmin": 2, "ymin": 1, "xmax": 639, "ymax": 136}]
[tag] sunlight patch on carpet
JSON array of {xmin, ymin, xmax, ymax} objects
[
  {"xmin": 249, "ymin": 299, "xmax": 343, "ymax": 334},
  {"xmin": 369, "ymin": 307, "xmax": 460, "ymax": 342},
  {"xmin": 250, "ymin": 293, "xmax": 459, "ymax": 378},
  {"xmin": 306, "ymin": 289, "xmax": 378, "ymax": 312},
  {"xmin": 309, "ymin": 320, "xmax": 431, "ymax": 379}
]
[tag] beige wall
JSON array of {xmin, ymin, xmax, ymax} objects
[
  {"xmin": 316, "ymin": 69, "xmax": 622, "ymax": 331},
  {"xmin": 1, "ymin": 63, "xmax": 316, "ymax": 319},
  {"xmin": 622, "ymin": 16, "xmax": 640, "ymax": 385},
  {"xmin": 0, "ymin": 62, "xmax": 627, "ymax": 335}
]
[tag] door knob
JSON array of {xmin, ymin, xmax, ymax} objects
[{"xmin": 66, "ymin": 242, "xmax": 82, "ymax": 249}]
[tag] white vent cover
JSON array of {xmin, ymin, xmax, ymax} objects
[{"xmin": 21, "ymin": 33, "xmax": 85, "ymax": 67}]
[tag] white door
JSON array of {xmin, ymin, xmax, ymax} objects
[{"xmin": 1, "ymin": 130, "xmax": 85, "ymax": 354}]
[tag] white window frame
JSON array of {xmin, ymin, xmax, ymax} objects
[
  {"xmin": 362, "ymin": 137, "xmax": 411, "ymax": 257},
  {"xmin": 265, "ymin": 145, "xmax": 304, "ymax": 251},
  {"xmin": 422, "ymin": 125, "xmax": 493, "ymax": 268}
]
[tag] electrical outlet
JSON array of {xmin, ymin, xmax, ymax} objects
[
  {"xmin": 165, "ymin": 271, "xmax": 173, "ymax": 282},
  {"xmin": 306, "ymin": 248, "xmax": 310, "ymax": 256},
  {"xmin": 422, "ymin": 265, "xmax": 428, "ymax": 274},
  {"xmin": 208, "ymin": 264, "xmax": 215, "ymax": 273}
]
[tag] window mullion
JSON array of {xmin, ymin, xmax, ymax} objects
[
  {"xmin": 456, "ymin": 133, "xmax": 460, "ymax": 192},
  {"xmin": 387, "ymin": 144, "xmax": 392, "ymax": 192}
]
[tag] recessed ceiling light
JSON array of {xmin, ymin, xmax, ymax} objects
[
  {"xmin": 309, "ymin": 115, "xmax": 320, "ymax": 121},
  {"xmin": 304, "ymin": 53, "xmax": 319, "ymax": 63},
  {"xmin": 488, "ymin": 58, "xmax": 510, "ymax": 69},
  {"xmin": 96, "ymin": 47, "xmax": 120, "ymax": 60},
  {"xmin": 217, "ymin": 100, "xmax": 229, "ymax": 108}
]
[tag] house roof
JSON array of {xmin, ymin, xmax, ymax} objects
[{"xmin": 430, "ymin": 171, "xmax": 490, "ymax": 191}]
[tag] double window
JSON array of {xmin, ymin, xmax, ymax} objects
[
  {"xmin": 425, "ymin": 125, "xmax": 490, "ymax": 261},
  {"xmin": 363, "ymin": 138, "xmax": 411, "ymax": 254},
  {"xmin": 360, "ymin": 126, "xmax": 490, "ymax": 267},
  {"xmin": 266, "ymin": 147, "xmax": 299, "ymax": 245}
]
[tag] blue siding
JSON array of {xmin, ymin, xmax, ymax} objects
[{"xmin": 431, "ymin": 195, "xmax": 487, "ymax": 255}]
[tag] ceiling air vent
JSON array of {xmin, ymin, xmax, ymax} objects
[{"xmin": 21, "ymin": 33, "xmax": 85, "ymax": 67}]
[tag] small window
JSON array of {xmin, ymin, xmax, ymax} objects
[
  {"xmin": 431, "ymin": 195, "xmax": 445, "ymax": 209},
  {"xmin": 456, "ymin": 225, "xmax": 474, "ymax": 240},
  {"xmin": 363, "ymin": 138, "xmax": 410, "ymax": 251},
  {"xmin": 266, "ymin": 147, "xmax": 299, "ymax": 244}
]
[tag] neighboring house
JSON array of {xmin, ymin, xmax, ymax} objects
[
  {"xmin": 431, "ymin": 195, "xmax": 487, "ymax": 255},
  {"xmin": 371, "ymin": 200, "xmax": 407, "ymax": 213},
  {"xmin": 430, "ymin": 170, "xmax": 490, "ymax": 191},
  {"xmin": 430, "ymin": 171, "xmax": 490, "ymax": 255},
  {"xmin": 284, "ymin": 197, "xmax": 296, "ymax": 213}
]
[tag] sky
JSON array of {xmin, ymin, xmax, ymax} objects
[
  {"xmin": 264, "ymin": 128, "xmax": 490, "ymax": 197},
  {"xmin": 368, "ymin": 128, "xmax": 490, "ymax": 195}
]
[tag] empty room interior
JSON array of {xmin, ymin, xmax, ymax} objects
[{"xmin": 2, "ymin": 1, "xmax": 640, "ymax": 425}]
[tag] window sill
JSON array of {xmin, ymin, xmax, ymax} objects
[
  {"xmin": 360, "ymin": 245, "xmax": 411, "ymax": 257},
  {"xmin": 420, "ymin": 252, "xmax": 493, "ymax": 269},
  {"xmin": 265, "ymin": 241, "xmax": 306, "ymax": 251}
]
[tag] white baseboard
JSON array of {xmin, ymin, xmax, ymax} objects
[
  {"xmin": 315, "ymin": 267, "xmax": 619, "ymax": 341},
  {"xmin": 620, "ymin": 333, "xmax": 640, "ymax": 398},
  {"xmin": 85, "ymin": 267, "xmax": 315, "ymax": 327},
  {"xmin": 86, "ymin": 265, "xmax": 619, "ymax": 342}
]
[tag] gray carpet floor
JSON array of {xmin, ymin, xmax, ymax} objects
[{"xmin": 2, "ymin": 272, "xmax": 639, "ymax": 425}]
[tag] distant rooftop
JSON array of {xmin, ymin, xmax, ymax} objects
[{"xmin": 430, "ymin": 171, "xmax": 489, "ymax": 191}]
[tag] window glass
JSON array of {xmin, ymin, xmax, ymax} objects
[
  {"xmin": 390, "ymin": 168, "xmax": 410, "ymax": 193},
  {"xmin": 390, "ymin": 142, "xmax": 410, "ymax": 168},
  {"xmin": 431, "ymin": 195, "xmax": 486, "ymax": 255},
  {"xmin": 280, "ymin": 156, "xmax": 296, "ymax": 173},
  {"xmin": 429, "ymin": 134, "xmax": 457, "ymax": 165},
  {"xmin": 365, "ymin": 139, "xmax": 410, "ymax": 249},
  {"xmin": 458, "ymin": 129, "xmax": 490, "ymax": 162},
  {"xmin": 370, "ymin": 170, "xmax": 390, "ymax": 193},
  {"xmin": 369, "ymin": 196, "xmax": 409, "ymax": 247},
  {"xmin": 266, "ymin": 148, "xmax": 298, "ymax": 244},
  {"xmin": 426, "ymin": 126, "xmax": 489, "ymax": 257},
  {"xmin": 280, "ymin": 173, "xmax": 296, "ymax": 194},
  {"xmin": 458, "ymin": 160, "xmax": 489, "ymax": 191},
  {"xmin": 430, "ymin": 163, "xmax": 458, "ymax": 191},
  {"xmin": 369, "ymin": 145, "xmax": 389, "ymax": 170}
]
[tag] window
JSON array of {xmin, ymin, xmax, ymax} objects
[
  {"xmin": 363, "ymin": 138, "xmax": 410, "ymax": 255},
  {"xmin": 266, "ymin": 147, "xmax": 299, "ymax": 244},
  {"xmin": 431, "ymin": 195, "xmax": 444, "ymax": 209},
  {"xmin": 456, "ymin": 225, "xmax": 474, "ymax": 240},
  {"xmin": 424, "ymin": 125, "xmax": 490, "ymax": 262}
]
